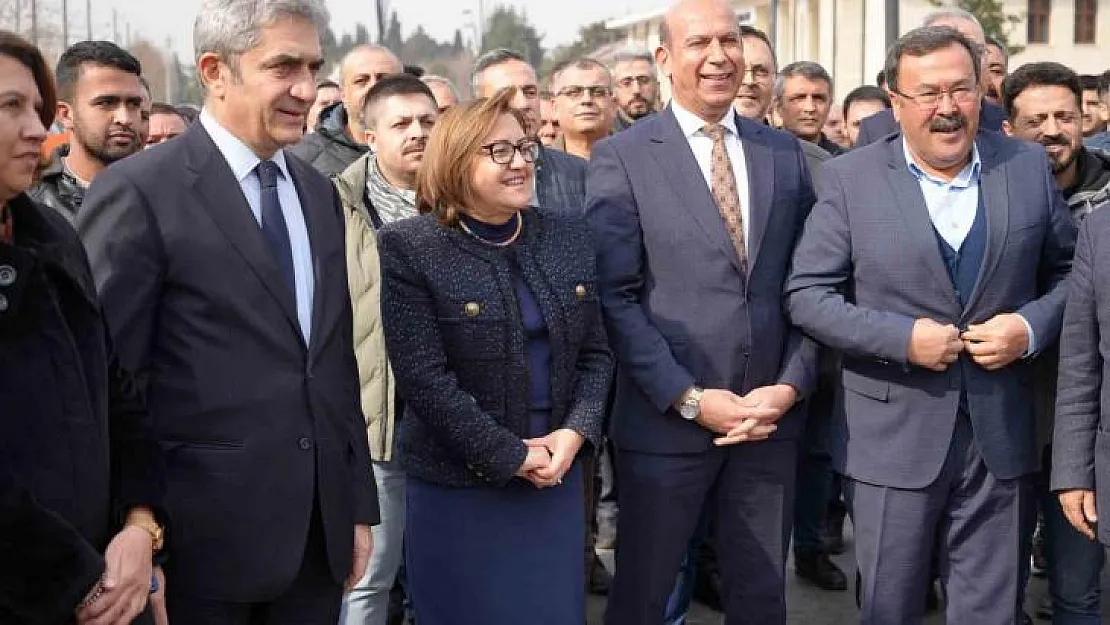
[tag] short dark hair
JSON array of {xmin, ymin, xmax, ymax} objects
[
  {"xmin": 884, "ymin": 26, "xmax": 981, "ymax": 93},
  {"xmin": 1099, "ymin": 70, "xmax": 1110, "ymax": 99},
  {"xmin": 317, "ymin": 79, "xmax": 339, "ymax": 91},
  {"xmin": 549, "ymin": 57, "xmax": 612, "ymax": 89},
  {"xmin": 1002, "ymin": 62, "xmax": 1082, "ymax": 120},
  {"xmin": 150, "ymin": 101, "xmax": 182, "ymax": 117},
  {"xmin": 739, "ymin": 25, "xmax": 777, "ymax": 69},
  {"xmin": 55, "ymin": 40, "xmax": 142, "ymax": 103},
  {"xmin": 0, "ymin": 30, "xmax": 55, "ymax": 128},
  {"xmin": 360, "ymin": 73, "xmax": 436, "ymax": 130},
  {"xmin": 1079, "ymin": 74, "xmax": 1100, "ymax": 92},
  {"xmin": 876, "ymin": 69, "xmax": 887, "ymax": 87},
  {"xmin": 774, "ymin": 61, "xmax": 832, "ymax": 100},
  {"xmin": 843, "ymin": 85, "xmax": 891, "ymax": 120},
  {"xmin": 404, "ymin": 64, "xmax": 425, "ymax": 78},
  {"xmin": 472, "ymin": 48, "xmax": 528, "ymax": 95}
]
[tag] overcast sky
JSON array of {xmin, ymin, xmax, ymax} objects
[{"xmin": 75, "ymin": 0, "xmax": 662, "ymax": 60}]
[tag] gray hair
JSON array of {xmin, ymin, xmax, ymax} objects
[
  {"xmin": 193, "ymin": 0, "xmax": 329, "ymax": 65},
  {"xmin": 421, "ymin": 74, "xmax": 461, "ymax": 101},
  {"xmin": 773, "ymin": 61, "xmax": 833, "ymax": 101},
  {"xmin": 922, "ymin": 8, "xmax": 984, "ymax": 37},
  {"xmin": 884, "ymin": 26, "xmax": 982, "ymax": 93},
  {"xmin": 471, "ymin": 48, "xmax": 528, "ymax": 97},
  {"xmin": 986, "ymin": 35, "xmax": 1009, "ymax": 61},
  {"xmin": 611, "ymin": 49, "xmax": 655, "ymax": 70},
  {"xmin": 550, "ymin": 57, "xmax": 613, "ymax": 90}
]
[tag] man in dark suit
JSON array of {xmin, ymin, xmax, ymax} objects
[
  {"xmin": 786, "ymin": 26, "xmax": 1075, "ymax": 624},
  {"xmin": 76, "ymin": 1, "xmax": 378, "ymax": 622},
  {"xmin": 856, "ymin": 9, "xmax": 1006, "ymax": 147},
  {"xmin": 587, "ymin": 0, "xmax": 818, "ymax": 622}
]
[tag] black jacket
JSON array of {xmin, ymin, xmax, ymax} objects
[
  {"xmin": 28, "ymin": 147, "xmax": 85, "ymax": 222},
  {"xmin": 288, "ymin": 102, "xmax": 369, "ymax": 178},
  {"xmin": 379, "ymin": 210, "xmax": 613, "ymax": 487},
  {"xmin": 0, "ymin": 194, "xmax": 164, "ymax": 625},
  {"xmin": 536, "ymin": 145, "xmax": 588, "ymax": 216},
  {"xmin": 1064, "ymin": 147, "xmax": 1110, "ymax": 220}
]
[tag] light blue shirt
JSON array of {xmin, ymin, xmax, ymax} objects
[
  {"xmin": 200, "ymin": 109, "xmax": 315, "ymax": 343},
  {"xmin": 902, "ymin": 138, "xmax": 1034, "ymax": 354}
]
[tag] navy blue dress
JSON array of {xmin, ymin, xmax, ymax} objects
[{"xmin": 404, "ymin": 213, "xmax": 586, "ymax": 625}]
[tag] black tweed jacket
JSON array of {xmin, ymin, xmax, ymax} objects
[{"xmin": 379, "ymin": 209, "xmax": 613, "ymax": 487}]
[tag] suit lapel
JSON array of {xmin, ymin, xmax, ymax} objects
[
  {"xmin": 963, "ymin": 136, "xmax": 1008, "ymax": 317},
  {"xmin": 648, "ymin": 107, "xmax": 745, "ymax": 276},
  {"xmin": 883, "ymin": 138, "xmax": 961, "ymax": 310},
  {"xmin": 741, "ymin": 116, "xmax": 774, "ymax": 278},
  {"xmin": 183, "ymin": 126, "xmax": 304, "ymax": 345}
]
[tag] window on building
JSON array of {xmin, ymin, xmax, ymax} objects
[
  {"xmin": 1028, "ymin": 0, "xmax": 1051, "ymax": 43},
  {"xmin": 1076, "ymin": 0, "xmax": 1098, "ymax": 42}
]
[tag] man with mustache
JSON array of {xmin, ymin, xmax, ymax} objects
[
  {"xmin": 550, "ymin": 58, "xmax": 616, "ymax": 159},
  {"xmin": 787, "ymin": 26, "xmax": 1075, "ymax": 624},
  {"xmin": 333, "ymin": 74, "xmax": 436, "ymax": 625},
  {"xmin": 1078, "ymin": 74, "xmax": 1107, "ymax": 140},
  {"xmin": 983, "ymin": 37, "xmax": 1008, "ymax": 106},
  {"xmin": 855, "ymin": 10, "xmax": 1008, "ymax": 147},
  {"xmin": 31, "ymin": 41, "xmax": 144, "ymax": 221},
  {"xmin": 611, "ymin": 51, "xmax": 658, "ymax": 132},
  {"xmin": 538, "ymin": 95, "xmax": 562, "ymax": 146},
  {"xmin": 1002, "ymin": 62, "xmax": 1110, "ymax": 625}
]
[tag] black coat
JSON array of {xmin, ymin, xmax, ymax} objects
[
  {"xmin": 0, "ymin": 194, "xmax": 164, "ymax": 624},
  {"xmin": 379, "ymin": 210, "xmax": 613, "ymax": 487}
]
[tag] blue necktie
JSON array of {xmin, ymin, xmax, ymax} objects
[{"xmin": 255, "ymin": 160, "xmax": 296, "ymax": 296}]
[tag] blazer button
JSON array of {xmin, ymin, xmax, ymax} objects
[
  {"xmin": 575, "ymin": 284, "xmax": 586, "ymax": 299},
  {"xmin": 0, "ymin": 293, "xmax": 7, "ymax": 312},
  {"xmin": 0, "ymin": 265, "xmax": 15, "ymax": 286},
  {"xmin": 298, "ymin": 437, "xmax": 312, "ymax": 451},
  {"xmin": 464, "ymin": 302, "xmax": 481, "ymax": 317}
]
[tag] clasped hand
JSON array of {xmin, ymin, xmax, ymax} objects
[
  {"xmin": 908, "ymin": 314, "xmax": 1029, "ymax": 372},
  {"xmin": 697, "ymin": 385, "xmax": 796, "ymax": 447},
  {"xmin": 516, "ymin": 428, "xmax": 585, "ymax": 488}
]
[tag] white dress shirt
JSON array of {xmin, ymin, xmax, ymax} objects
[
  {"xmin": 200, "ymin": 109, "xmax": 316, "ymax": 343},
  {"xmin": 671, "ymin": 100, "xmax": 752, "ymax": 248}
]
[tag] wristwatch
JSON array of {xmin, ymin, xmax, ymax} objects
[
  {"xmin": 126, "ymin": 509, "xmax": 165, "ymax": 554},
  {"xmin": 677, "ymin": 387, "xmax": 704, "ymax": 421}
]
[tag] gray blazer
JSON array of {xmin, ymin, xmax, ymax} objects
[
  {"xmin": 1052, "ymin": 207, "xmax": 1110, "ymax": 543},
  {"xmin": 786, "ymin": 131, "xmax": 1075, "ymax": 489}
]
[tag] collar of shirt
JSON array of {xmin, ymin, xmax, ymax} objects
[
  {"xmin": 671, "ymin": 100, "xmax": 740, "ymax": 140},
  {"xmin": 902, "ymin": 137, "xmax": 982, "ymax": 189},
  {"xmin": 200, "ymin": 108, "xmax": 292, "ymax": 183}
]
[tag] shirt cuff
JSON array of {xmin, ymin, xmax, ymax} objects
[{"xmin": 1017, "ymin": 314, "xmax": 1036, "ymax": 357}]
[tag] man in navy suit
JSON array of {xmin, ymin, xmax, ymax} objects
[
  {"xmin": 587, "ymin": 0, "xmax": 818, "ymax": 622},
  {"xmin": 76, "ymin": 0, "xmax": 378, "ymax": 622},
  {"xmin": 786, "ymin": 26, "xmax": 1075, "ymax": 624},
  {"xmin": 855, "ymin": 9, "xmax": 1006, "ymax": 147}
]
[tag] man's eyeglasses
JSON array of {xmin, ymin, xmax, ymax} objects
[
  {"xmin": 892, "ymin": 85, "xmax": 978, "ymax": 109},
  {"xmin": 556, "ymin": 85, "xmax": 612, "ymax": 100},
  {"xmin": 617, "ymin": 75, "xmax": 655, "ymax": 88},
  {"xmin": 741, "ymin": 66, "xmax": 774, "ymax": 81},
  {"xmin": 481, "ymin": 139, "xmax": 540, "ymax": 165}
]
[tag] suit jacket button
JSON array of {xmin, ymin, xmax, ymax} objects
[
  {"xmin": 0, "ymin": 293, "xmax": 7, "ymax": 312},
  {"xmin": 0, "ymin": 265, "xmax": 15, "ymax": 286},
  {"xmin": 464, "ymin": 302, "xmax": 481, "ymax": 317},
  {"xmin": 575, "ymin": 284, "xmax": 586, "ymax": 299},
  {"xmin": 298, "ymin": 437, "xmax": 312, "ymax": 450}
]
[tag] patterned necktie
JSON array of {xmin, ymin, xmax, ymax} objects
[
  {"xmin": 704, "ymin": 123, "xmax": 748, "ymax": 272},
  {"xmin": 255, "ymin": 160, "xmax": 296, "ymax": 295}
]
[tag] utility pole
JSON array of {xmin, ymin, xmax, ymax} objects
[
  {"xmin": 87, "ymin": 0, "xmax": 92, "ymax": 40},
  {"xmin": 62, "ymin": 0, "xmax": 68, "ymax": 48},
  {"xmin": 112, "ymin": 9, "xmax": 118, "ymax": 43},
  {"xmin": 885, "ymin": 0, "xmax": 899, "ymax": 50}
]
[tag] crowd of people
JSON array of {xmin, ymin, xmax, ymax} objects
[{"xmin": 5, "ymin": 0, "xmax": 1110, "ymax": 624}]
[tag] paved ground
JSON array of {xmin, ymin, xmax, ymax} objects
[{"xmin": 586, "ymin": 521, "xmax": 1109, "ymax": 624}]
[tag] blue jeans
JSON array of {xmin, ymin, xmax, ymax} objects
[
  {"xmin": 1038, "ymin": 458, "xmax": 1103, "ymax": 625},
  {"xmin": 340, "ymin": 459, "xmax": 407, "ymax": 625}
]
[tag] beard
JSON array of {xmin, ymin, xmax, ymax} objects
[
  {"xmin": 72, "ymin": 120, "xmax": 141, "ymax": 166},
  {"xmin": 1041, "ymin": 137, "xmax": 1080, "ymax": 174},
  {"xmin": 622, "ymin": 96, "xmax": 652, "ymax": 120}
]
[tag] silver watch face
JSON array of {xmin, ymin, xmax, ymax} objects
[{"xmin": 679, "ymin": 402, "xmax": 699, "ymax": 420}]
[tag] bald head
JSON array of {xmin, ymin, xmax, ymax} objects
[
  {"xmin": 660, "ymin": 0, "xmax": 736, "ymax": 46},
  {"xmin": 657, "ymin": 0, "xmax": 743, "ymax": 123},
  {"xmin": 337, "ymin": 45, "xmax": 402, "ymax": 141},
  {"xmin": 923, "ymin": 10, "xmax": 986, "ymax": 45}
]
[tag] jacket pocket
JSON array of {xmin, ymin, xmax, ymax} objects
[{"xmin": 841, "ymin": 369, "xmax": 890, "ymax": 402}]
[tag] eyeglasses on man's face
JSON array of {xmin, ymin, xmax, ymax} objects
[
  {"xmin": 556, "ymin": 85, "xmax": 613, "ymax": 100},
  {"xmin": 617, "ymin": 75, "xmax": 655, "ymax": 88},
  {"xmin": 893, "ymin": 84, "xmax": 979, "ymax": 110}
]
